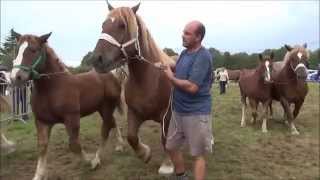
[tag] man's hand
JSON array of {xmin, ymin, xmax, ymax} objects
[{"xmin": 163, "ymin": 65, "xmax": 174, "ymax": 80}]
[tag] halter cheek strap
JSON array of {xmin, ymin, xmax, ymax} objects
[{"xmin": 13, "ymin": 48, "xmax": 46, "ymax": 80}]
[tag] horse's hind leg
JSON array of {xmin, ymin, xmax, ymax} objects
[
  {"xmin": 280, "ymin": 98, "xmax": 299, "ymax": 135},
  {"xmin": 1, "ymin": 133, "xmax": 16, "ymax": 155},
  {"xmin": 127, "ymin": 108, "xmax": 151, "ymax": 163},
  {"xmin": 249, "ymin": 99, "xmax": 258, "ymax": 124},
  {"xmin": 33, "ymin": 120, "xmax": 52, "ymax": 180},
  {"xmin": 91, "ymin": 106, "xmax": 118, "ymax": 169},
  {"xmin": 158, "ymin": 111, "xmax": 174, "ymax": 175}
]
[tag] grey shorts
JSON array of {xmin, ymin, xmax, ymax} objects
[{"xmin": 165, "ymin": 111, "xmax": 213, "ymax": 156}]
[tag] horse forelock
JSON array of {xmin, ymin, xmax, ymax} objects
[
  {"xmin": 283, "ymin": 45, "xmax": 309, "ymax": 63},
  {"xmin": 108, "ymin": 7, "xmax": 174, "ymax": 65}
]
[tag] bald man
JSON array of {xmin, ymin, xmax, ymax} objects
[{"xmin": 163, "ymin": 21, "xmax": 214, "ymax": 180}]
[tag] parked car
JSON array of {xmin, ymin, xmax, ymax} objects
[{"xmin": 307, "ymin": 69, "xmax": 320, "ymax": 83}]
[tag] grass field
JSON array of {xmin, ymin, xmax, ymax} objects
[{"xmin": 0, "ymin": 82, "xmax": 319, "ymax": 180}]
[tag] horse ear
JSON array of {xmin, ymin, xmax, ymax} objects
[
  {"xmin": 303, "ymin": 43, "xmax": 307, "ymax": 48},
  {"xmin": 106, "ymin": 0, "xmax": 114, "ymax": 11},
  {"xmin": 284, "ymin": 44, "xmax": 292, "ymax": 51},
  {"xmin": 39, "ymin": 32, "xmax": 52, "ymax": 44},
  {"xmin": 258, "ymin": 54, "xmax": 263, "ymax": 61},
  {"xmin": 131, "ymin": 2, "xmax": 140, "ymax": 14},
  {"xmin": 11, "ymin": 29, "xmax": 21, "ymax": 42},
  {"xmin": 270, "ymin": 52, "xmax": 274, "ymax": 60}
]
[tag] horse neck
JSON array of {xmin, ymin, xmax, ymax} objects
[{"xmin": 33, "ymin": 47, "xmax": 68, "ymax": 88}]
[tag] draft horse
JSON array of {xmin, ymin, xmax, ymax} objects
[
  {"xmin": 91, "ymin": 2, "xmax": 176, "ymax": 174},
  {"xmin": 10, "ymin": 30, "xmax": 125, "ymax": 180},
  {"xmin": 239, "ymin": 53, "xmax": 274, "ymax": 132}
]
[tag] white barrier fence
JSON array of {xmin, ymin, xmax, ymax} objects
[{"xmin": 0, "ymin": 81, "xmax": 32, "ymax": 123}]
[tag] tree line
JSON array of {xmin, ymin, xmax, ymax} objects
[{"xmin": 1, "ymin": 30, "xmax": 319, "ymax": 74}]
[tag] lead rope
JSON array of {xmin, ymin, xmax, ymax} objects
[{"xmin": 162, "ymin": 87, "xmax": 178, "ymax": 140}]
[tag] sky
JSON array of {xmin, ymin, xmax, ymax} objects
[{"xmin": 1, "ymin": 0, "xmax": 319, "ymax": 67}]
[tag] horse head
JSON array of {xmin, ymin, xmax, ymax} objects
[
  {"xmin": 10, "ymin": 29, "xmax": 52, "ymax": 85},
  {"xmin": 284, "ymin": 43, "xmax": 309, "ymax": 80},
  {"xmin": 91, "ymin": 2, "xmax": 141, "ymax": 73},
  {"xmin": 258, "ymin": 52, "xmax": 274, "ymax": 83}
]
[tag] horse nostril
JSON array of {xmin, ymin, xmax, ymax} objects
[{"xmin": 16, "ymin": 75, "xmax": 21, "ymax": 81}]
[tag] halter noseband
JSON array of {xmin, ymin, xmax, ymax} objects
[
  {"xmin": 13, "ymin": 47, "xmax": 46, "ymax": 80},
  {"xmin": 98, "ymin": 23, "xmax": 142, "ymax": 61}
]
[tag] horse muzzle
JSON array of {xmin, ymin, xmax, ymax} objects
[{"xmin": 10, "ymin": 70, "xmax": 29, "ymax": 86}]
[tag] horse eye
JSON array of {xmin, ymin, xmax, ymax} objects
[{"xmin": 28, "ymin": 47, "xmax": 37, "ymax": 53}]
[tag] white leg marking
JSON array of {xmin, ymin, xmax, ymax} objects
[{"xmin": 241, "ymin": 104, "xmax": 246, "ymax": 127}]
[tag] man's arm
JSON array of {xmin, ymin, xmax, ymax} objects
[{"xmin": 164, "ymin": 66, "xmax": 199, "ymax": 94}]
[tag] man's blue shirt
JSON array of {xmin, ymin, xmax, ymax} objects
[{"xmin": 173, "ymin": 47, "xmax": 213, "ymax": 115}]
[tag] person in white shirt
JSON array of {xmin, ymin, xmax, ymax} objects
[{"xmin": 218, "ymin": 68, "xmax": 229, "ymax": 94}]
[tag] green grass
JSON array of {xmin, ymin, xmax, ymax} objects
[{"xmin": 0, "ymin": 82, "xmax": 319, "ymax": 180}]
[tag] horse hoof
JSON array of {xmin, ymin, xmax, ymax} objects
[
  {"xmin": 115, "ymin": 145, "xmax": 124, "ymax": 152},
  {"xmin": 240, "ymin": 123, "xmax": 246, "ymax": 127},
  {"xmin": 91, "ymin": 157, "xmax": 101, "ymax": 170},
  {"xmin": 158, "ymin": 160, "xmax": 174, "ymax": 175},
  {"xmin": 32, "ymin": 174, "xmax": 48, "ymax": 180},
  {"xmin": 143, "ymin": 145, "xmax": 152, "ymax": 163},
  {"xmin": 262, "ymin": 129, "xmax": 268, "ymax": 133},
  {"xmin": 291, "ymin": 131, "xmax": 300, "ymax": 135}
]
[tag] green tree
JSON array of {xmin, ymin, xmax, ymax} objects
[
  {"xmin": 163, "ymin": 48, "xmax": 177, "ymax": 56},
  {"xmin": 0, "ymin": 30, "xmax": 18, "ymax": 68}
]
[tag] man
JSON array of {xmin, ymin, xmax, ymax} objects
[
  {"xmin": 218, "ymin": 68, "xmax": 229, "ymax": 94},
  {"xmin": 163, "ymin": 20, "xmax": 213, "ymax": 180}
]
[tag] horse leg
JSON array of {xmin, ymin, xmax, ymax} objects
[
  {"xmin": 127, "ymin": 108, "xmax": 151, "ymax": 163},
  {"xmin": 261, "ymin": 102, "xmax": 270, "ymax": 133},
  {"xmin": 158, "ymin": 111, "xmax": 174, "ymax": 175},
  {"xmin": 249, "ymin": 99, "xmax": 258, "ymax": 124},
  {"xmin": 114, "ymin": 120, "xmax": 125, "ymax": 152},
  {"xmin": 33, "ymin": 120, "xmax": 52, "ymax": 180},
  {"xmin": 0, "ymin": 133, "xmax": 16, "ymax": 155},
  {"xmin": 91, "ymin": 106, "xmax": 122, "ymax": 169},
  {"xmin": 289, "ymin": 100, "xmax": 304, "ymax": 134},
  {"xmin": 280, "ymin": 98, "xmax": 299, "ymax": 135},
  {"xmin": 64, "ymin": 114, "xmax": 91, "ymax": 164},
  {"xmin": 268, "ymin": 101, "xmax": 273, "ymax": 119},
  {"xmin": 293, "ymin": 100, "xmax": 304, "ymax": 119},
  {"xmin": 240, "ymin": 95, "xmax": 247, "ymax": 127},
  {"xmin": 112, "ymin": 105, "xmax": 126, "ymax": 152}
]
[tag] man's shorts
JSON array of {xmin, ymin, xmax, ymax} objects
[{"xmin": 165, "ymin": 111, "xmax": 213, "ymax": 156}]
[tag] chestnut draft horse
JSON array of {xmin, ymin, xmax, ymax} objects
[
  {"xmin": 9, "ymin": 30, "xmax": 125, "ymax": 180},
  {"xmin": 227, "ymin": 69, "xmax": 241, "ymax": 81},
  {"xmin": 91, "ymin": 2, "xmax": 176, "ymax": 175},
  {"xmin": 270, "ymin": 44, "xmax": 309, "ymax": 135},
  {"xmin": 239, "ymin": 53, "xmax": 274, "ymax": 132}
]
